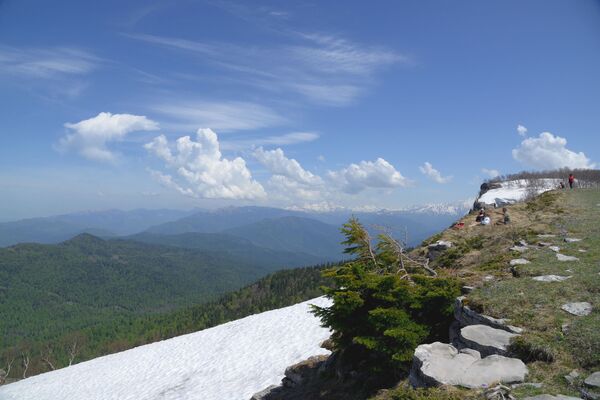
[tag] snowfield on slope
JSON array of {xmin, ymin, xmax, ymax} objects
[
  {"xmin": 0, "ymin": 297, "xmax": 332, "ymax": 400},
  {"xmin": 478, "ymin": 179, "xmax": 561, "ymax": 206}
]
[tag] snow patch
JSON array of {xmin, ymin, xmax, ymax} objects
[
  {"xmin": 478, "ymin": 179, "xmax": 560, "ymax": 207},
  {"xmin": 0, "ymin": 297, "xmax": 332, "ymax": 400}
]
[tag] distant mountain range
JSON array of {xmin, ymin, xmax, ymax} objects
[{"xmin": 0, "ymin": 203, "xmax": 469, "ymax": 249}]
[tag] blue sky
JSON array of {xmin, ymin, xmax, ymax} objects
[{"xmin": 1, "ymin": 0, "xmax": 599, "ymax": 220}]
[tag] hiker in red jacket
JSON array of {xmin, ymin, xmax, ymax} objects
[{"xmin": 568, "ymin": 173, "xmax": 575, "ymax": 189}]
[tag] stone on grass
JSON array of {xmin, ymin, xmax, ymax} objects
[
  {"xmin": 532, "ymin": 275, "xmax": 572, "ymax": 282},
  {"xmin": 561, "ymin": 302, "xmax": 592, "ymax": 316},
  {"xmin": 510, "ymin": 246, "xmax": 528, "ymax": 253},
  {"xmin": 410, "ymin": 342, "xmax": 528, "ymax": 389},
  {"xmin": 454, "ymin": 297, "xmax": 523, "ymax": 334},
  {"xmin": 556, "ymin": 253, "xmax": 579, "ymax": 262},
  {"xmin": 538, "ymin": 234, "xmax": 556, "ymax": 238},
  {"xmin": 549, "ymin": 246, "xmax": 561, "ymax": 252},
  {"xmin": 585, "ymin": 371, "xmax": 600, "ymax": 388},
  {"xmin": 510, "ymin": 258, "xmax": 530, "ymax": 266},
  {"xmin": 578, "ymin": 249, "xmax": 587, "ymax": 253},
  {"xmin": 522, "ymin": 396, "xmax": 581, "ymax": 400},
  {"xmin": 427, "ymin": 240, "xmax": 453, "ymax": 261},
  {"xmin": 538, "ymin": 242, "xmax": 552, "ymax": 247},
  {"xmin": 459, "ymin": 325, "xmax": 519, "ymax": 357},
  {"xmin": 564, "ymin": 238, "xmax": 582, "ymax": 243}
]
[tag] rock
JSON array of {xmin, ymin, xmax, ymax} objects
[
  {"xmin": 556, "ymin": 253, "xmax": 579, "ymax": 262},
  {"xmin": 564, "ymin": 370, "xmax": 580, "ymax": 385},
  {"xmin": 510, "ymin": 258, "xmax": 530, "ymax": 266},
  {"xmin": 578, "ymin": 249, "xmax": 587, "ymax": 253},
  {"xmin": 549, "ymin": 246, "xmax": 561, "ymax": 252},
  {"xmin": 454, "ymin": 297, "xmax": 523, "ymax": 334},
  {"xmin": 532, "ymin": 275, "xmax": 572, "ymax": 282},
  {"xmin": 522, "ymin": 396, "xmax": 581, "ymax": 400},
  {"xmin": 517, "ymin": 240, "xmax": 529, "ymax": 247},
  {"xmin": 427, "ymin": 240, "xmax": 453, "ymax": 261},
  {"xmin": 458, "ymin": 324, "xmax": 519, "ymax": 357},
  {"xmin": 461, "ymin": 285, "xmax": 475, "ymax": 294},
  {"xmin": 484, "ymin": 384, "xmax": 516, "ymax": 400},
  {"xmin": 250, "ymin": 385, "xmax": 281, "ymax": 400},
  {"xmin": 561, "ymin": 302, "xmax": 593, "ymax": 316},
  {"xmin": 320, "ymin": 338, "xmax": 334, "ymax": 351},
  {"xmin": 585, "ymin": 372, "xmax": 600, "ymax": 388},
  {"xmin": 538, "ymin": 242, "xmax": 553, "ymax": 247},
  {"xmin": 564, "ymin": 238, "xmax": 582, "ymax": 243},
  {"xmin": 409, "ymin": 342, "xmax": 528, "ymax": 389},
  {"xmin": 538, "ymin": 234, "xmax": 557, "ymax": 238},
  {"xmin": 283, "ymin": 355, "xmax": 329, "ymax": 387},
  {"xmin": 510, "ymin": 246, "xmax": 528, "ymax": 253},
  {"xmin": 483, "ymin": 275, "xmax": 495, "ymax": 282},
  {"xmin": 561, "ymin": 323, "xmax": 570, "ymax": 334}
]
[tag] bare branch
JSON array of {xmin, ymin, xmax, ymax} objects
[{"xmin": 21, "ymin": 352, "xmax": 30, "ymax": 379}]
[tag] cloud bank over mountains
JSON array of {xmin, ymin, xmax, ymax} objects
[{"xmin": 512, "ymin": 132, "xmax": 595, "ymax": 170}]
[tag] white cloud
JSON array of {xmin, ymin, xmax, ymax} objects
[
  {"xmin": 221, "ymin": 132, "xmax": 318, "ymax": 151},
  {"xmin": 419, "ymin": 162, "xmax": 452, "ymax": 184},
  {"xmin": 512, "ymin": 132, "xmax": 595, "ymax": 170},
  {"xmin": 58, "ymin": 112, "xmax": 159, "ymax": 162},
  {"xmin": 517, "ymin": 124, "xmax": 528, "ymax": 137},
  {"xmin": 481, "ymin": 168, "xmax": 500, "ymax": 178},
  {"xmin": 129, "ymin": 32, "xmax": 408, "ymax": 107},
  {"xmin": 145, "ymin": 128, "xmax": 266, "ymax": 200},
  {"xmin": 317, "ymin": 155, "xmax": 325, "ymax": 162},
  {"xmin": 151, "ymin": 100, "xmax": 287, "ymax": 132},
  {"xmin": 0, "ymin": 45, "xmax": 97, "ymax": 79},
  {"xmin": 254, "ymin": 147, "xmax": 322, "ymax": 186},
  {"xmin": 327, "ymin": 158, "xmax": 409, "ymax": 194}
]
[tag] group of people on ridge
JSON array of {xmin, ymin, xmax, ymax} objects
[{"xmin": 475, "ymin": 207, "xmax": 510, "ymax": 226}]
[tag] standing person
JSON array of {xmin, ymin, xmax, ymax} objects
[{"xmin": 568, "ymin": 173, "xmax": 575, "ymax": 189}]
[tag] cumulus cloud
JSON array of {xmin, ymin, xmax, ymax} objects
[
  {"xmin": 145, "ymin": 128, "xmax": 266, "ymax": 200},
  {"xmin": 517, "ymin": 124, "xmax": 528, "ymax": 137},
  {"xmin": 419, "ymin": 162, "xmax": 452, "ymax": 184},
  {"xmin": 481, "ymin": 168, "xmax": 500, "ymax": 178},
  {"xmin": 254, "ymin": 147, "xmax": 322, "ymax": 186},
  {"xmin": 58, "ymin": 112, "xmax": 159, "ymax": 162},
  {"xmin": 512, "ymin": 132, "xmax": 595, "ymax": 170},
  {"xmin": 327, "ymin": 158, "xmax": 409, "ymax": 194}
]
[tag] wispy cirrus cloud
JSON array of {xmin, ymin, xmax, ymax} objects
[
  {"xmin": 0, "ymin": 45, "xmax": 98, "ymax": 79},
  {"xmin": 150, "ymin": 100, "xmax": 288, "ymax": 133},
  {"xmin": 127, "ymin": 31, "xmax": 408, "ymax": 107},
  {"xmin": 221, "ymin": 132, "xmax": 319, "ymax": 151}
]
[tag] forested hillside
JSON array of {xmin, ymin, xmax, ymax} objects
[{"xmin": 0, "ymin": 264, "xmax": 333, "ymax": 382}]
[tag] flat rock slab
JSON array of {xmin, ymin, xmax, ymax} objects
[
  {"xmin": 454, "ymin": 297, "xmax": 523, "ymax": 334},
  {"xmin": 561, "ymin": 302, "xmax": 593, "ymax": 316},
  {"xmin": 510, "ymin": 246, "xmax": 528, "ymax": 253},
  {"xmin": 510, "ymin": 258, "xmax": 530, "ymax": 266},
  {"xmin": 564, "ymin": 238, "xmax": 582, "ymax": 243},
  {"xmin": 538, "ymin": 242, "xmax": 553, "ymax": 247},
  {"xmin": 585, "ymin": 371, "xmax": 600, "ymax": 388},
  {"xmin": 538, "ymin": 234, "xmax": 556, "ymax": 238},
  {"xmin": 523, "ymin": 396, "xmax": 581, "ymax": 400},
  {"xmin": 459, "ymin": 325, "xmax": 519, "ymax": 357},
  {"xmin": 410, "ymin": 342, "xmax": 527, "ymax": 389},
  {"xmin": 532, "ymin": 275, "xmax": 572, "ymax": 282},
  {"xmin": 549, "ymin": 246, "xmax": 561, "ymax": 252},
  {"xmin": 556, "ymin": 253, "xmax": 579, "ymax": 262}
]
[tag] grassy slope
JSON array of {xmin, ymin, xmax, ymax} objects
[{"xmin": 373, "ymin": 189, "xmax": 599, "ymax": 399}]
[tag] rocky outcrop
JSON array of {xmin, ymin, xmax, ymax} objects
[
  {"xmin": 427, "ymin": 241, "xmax": 453, "ymax": 261},
  {"xmin": 454, "ymin": 296, "xmax": 523, "ymax": 334},
  {"xmin": 532, "ymin": 275, "xmax": 572, "ymax": 282},
  {"xmin": 458, "ymin": 324, "xmax": 519, "ymax": 357},
  {"xmin": 561, "ymin": 302, "xmax": 592, "ymax": 316},
  {"xmin": 409, "ymin": 342, "xmax": 527, "ymax": 389},
  {"xmin": 282, "ymin": 355, "xmax": 329, "ymax": 388}
]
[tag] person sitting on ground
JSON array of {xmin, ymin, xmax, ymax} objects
[
  {"xmin": 559, "ymin": 181, "xmax": 565, "ymax": 189},
  {"xmin": 481, "ymin": 212, "xmax": 491, "ymax": 225},
  {"xmin": 475, "ymin": 209, "xmax": 485, "ymax": 223},
  {"xmin": 502, "ymin": 207, "xmax": 510, "ymax": 224}
]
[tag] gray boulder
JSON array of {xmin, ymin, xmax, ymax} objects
[
  {"xmin": 585, "ymin": 372, "xmax": 600, "ymax": 388},
  {"xmin": 510, "ymin": 258, "xmax": 530, "ymax": 266},
  {"xmin": 510, "ymin": 245, "xmax": 528, "ymax": 253},
  {"xmin": 458, "ymin": 324, "xmax": 519, "ymax": 357},
  {"xmin": 454, "ymin": 297, "xmax": 523, "ymax": 334},
  {"xmin": 556, "ymin": 253, "xmax": 579, "ymax": 262},
  {"xmin": 410, "ymin": 342, "xmax": 528, "ymax": 389},
  {"xmin": 549, "ymin": 246, "xmax": 561, "ymax": 252},
  {"xmin": 427, "ymin": 240, "xmax": 453, "ymax": 261},
  {"xmin": 561, "ymin": 302, "xmax": 593, "ymax": 316},
  {"xmin": 532, "ymin": 275, "xmax": 572, "ymax": 282},
  {"xmin": 564, "ymin": 238, "xmax": 582, "ymax": 243}
]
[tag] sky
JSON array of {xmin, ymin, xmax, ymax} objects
[{"xmin": 1, "ymin": 0, "xmax": 599, "ymax": 221}]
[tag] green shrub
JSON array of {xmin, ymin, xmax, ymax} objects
[{"xmin": 313, "ymin": 218, "xmax": 460, "ymax": 380}]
